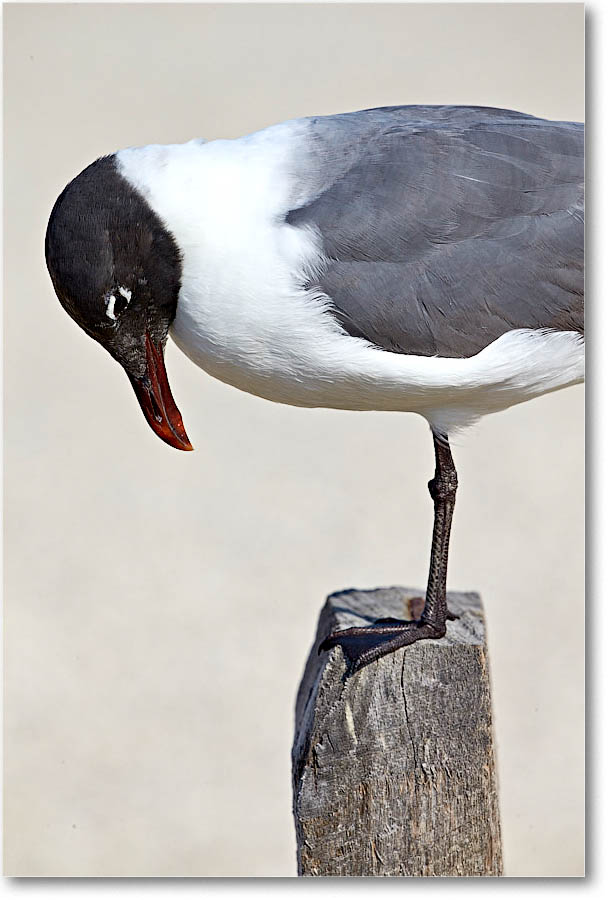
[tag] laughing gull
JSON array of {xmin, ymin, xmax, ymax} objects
[{"xmin": 45, "ymin": 105, "xmax": 584, "ymax": 672}]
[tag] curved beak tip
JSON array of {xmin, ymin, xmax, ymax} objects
[{"xmin": 160, "ymin": 427, "xmax": 194, "ymax": 452}]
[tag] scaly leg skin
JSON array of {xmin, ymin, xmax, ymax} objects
[{"xmin": 319, "ymin": 433, "xmax": 458, "ymax": 674}]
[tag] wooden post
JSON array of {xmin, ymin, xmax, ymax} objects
[{"xmin": 292, "ymin": 587, "xmax": 503, "ymax": 877}]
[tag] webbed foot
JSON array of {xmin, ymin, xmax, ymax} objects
[{"xmin": 319, "ymin": 618, "xmax": 447, "ymax": 674}]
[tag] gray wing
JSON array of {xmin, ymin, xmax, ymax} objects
[{"xmin": 287, "ymin": 106, "xmax": 584, "ymax": 358}]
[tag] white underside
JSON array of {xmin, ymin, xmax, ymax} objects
[{"xmin": 116, "ymin": 121, "xmax": 584, "ymax": 436}]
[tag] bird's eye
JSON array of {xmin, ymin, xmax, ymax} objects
[{"xmin": 105, "ymin": 286, "xmax": 132, "ymax": 322}]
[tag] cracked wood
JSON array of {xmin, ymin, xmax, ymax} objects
[{"xmin": 292, "ymin": 587, "xmax": 503, "ymax": 876}]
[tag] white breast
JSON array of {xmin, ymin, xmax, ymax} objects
[
  {"xmin": 116, "ymin": 124, "xmax": 584, "ymax": 435},
  {"xmin": 116, "ymin": 124, "xmax": 374, "ymax": 403}
]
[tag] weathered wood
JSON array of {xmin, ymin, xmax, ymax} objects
[{"xmin": 292, "ymin": 587, "xmax": 502, "ymax": 877}]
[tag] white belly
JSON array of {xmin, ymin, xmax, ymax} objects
[{"xmin": 171, "ymin": 275, "xmax": 584, "ymax": 436}]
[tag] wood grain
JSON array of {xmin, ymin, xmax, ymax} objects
[{"xmin": 292, "ymin": 587, "xmax": 503, "ymax": 876}]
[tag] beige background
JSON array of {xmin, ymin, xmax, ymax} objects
[{"xmin": 4, "ymin": 2, "xmax": 584, "ymax": 877}]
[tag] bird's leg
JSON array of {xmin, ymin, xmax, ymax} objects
[
  {"xmin": 419, "ymin": 433, "xmax": 459, "ymax": 633},
  {"xmin": 319, "ymin": 432, "xmax": 458, "ymax": 673}
]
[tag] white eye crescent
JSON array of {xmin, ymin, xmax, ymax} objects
[
  {"xmin": 105, "ymin": 294, "xmax": 118, "ymax": 320},
  {"xmin": 105, "ymin": 286, "xmax": 132, "ymax": 321}
]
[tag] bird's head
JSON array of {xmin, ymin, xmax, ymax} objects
[{"xmin": 45, "ymin": 155, "xmax": 193, "ymax": 451}]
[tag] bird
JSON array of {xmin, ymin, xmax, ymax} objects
[{"xmin": 45, "ymin": 105, "xmax": 584, "ymax": 673}]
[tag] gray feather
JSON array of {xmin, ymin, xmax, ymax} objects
[{"xmin": 287, "ymin": 106, "xmax": 584, "ymax": 358}]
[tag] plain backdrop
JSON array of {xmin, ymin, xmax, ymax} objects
[{"xmin": 4, "ymin": 2, "xmax": 584, "ymax": 877}]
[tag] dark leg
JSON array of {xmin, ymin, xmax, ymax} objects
[
  {"xmin": 419, "ymin": 433, "xmax": 459, "ymax": 633},
  {"xmin": 319, "ymin": 432, "xmax": 458, "ymax": 672}
]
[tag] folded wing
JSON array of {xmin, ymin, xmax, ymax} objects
[{"xmin": 287, "ymin": 106, "xmax": 584, "ymax": 358}]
